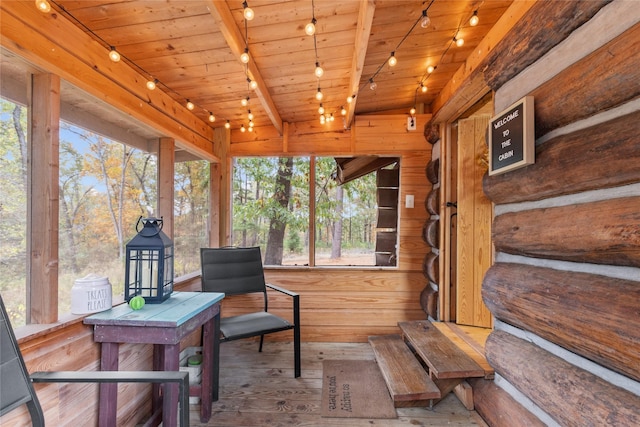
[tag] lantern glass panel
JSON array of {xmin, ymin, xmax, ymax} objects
[{"xmin": 124, "ymin": 217, "xmax": 173, "ymax": 303}]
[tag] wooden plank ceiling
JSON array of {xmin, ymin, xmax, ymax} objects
[{"xmin": 37, "ymin": 0, "xmax": 512, "ymax": 134}]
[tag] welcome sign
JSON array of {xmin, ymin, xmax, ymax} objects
[{"xmin": 488, "ymin": 96, "xmax": 535, "ymax": 175}]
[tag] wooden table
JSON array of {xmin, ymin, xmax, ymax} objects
[{"xmin": 84, "ymin": 291, "xmax": 224, "ymax": 426}]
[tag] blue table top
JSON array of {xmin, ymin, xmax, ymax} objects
[{"xmin": 84, "ymin": 291, "xmax": 224, "ymax": 327}]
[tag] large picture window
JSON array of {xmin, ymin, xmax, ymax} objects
[
  {"xmin": 0, "ymin": 98, "xmax": 28, "ymax": 326},
  {"xmin": 58, "ymin": 121, "xmax": 158, "ymax": 316},
  {"xmin": 231, "ymin": 156, "xmax": 399, "ymax": 267}
]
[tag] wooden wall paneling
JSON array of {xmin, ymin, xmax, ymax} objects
[
  {"xmin": 483, "ymin": 110, "xmax": 640, "ymax": 205},
  {"xmin": 493, "ymin": 196, "xmax": 640, "ymax": 268},
  {"xmin": 29, "ymin": 73, "xmax": 60, "ymax": 324},
  {"xmin": 531, "ymin": 23, "xmax": 640, "ymax": 138},
  {"xmin": 468, "ymin": 378, "xmax": 545, "ymax": 427},
  {"xmin": 485, "ymin": 330, "xmax": 640, "ymax": 427},
  {"xmin": 483, "ymin": 262, "xmax": 640, "ymax": 382}
]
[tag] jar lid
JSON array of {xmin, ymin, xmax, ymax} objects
[{"xmin": 74, "ymin": 273, "xmax": 110, "ymax": 287}]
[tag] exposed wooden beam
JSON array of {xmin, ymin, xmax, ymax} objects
[
  {"xmin": 344, "ymin": 0, "xmax": 376, "ymax": 129},
  {"xmin": 207, "ymin": 0, "xmax": 283, "ymax": 135}
]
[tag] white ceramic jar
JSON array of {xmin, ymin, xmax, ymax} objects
[{"xmin": 71, "ymin": 273, "xmax": 112, "ymax": 314}]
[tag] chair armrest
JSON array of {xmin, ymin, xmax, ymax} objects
[
  {"xmin": 266, "ymin": 283, "xmax": 298, "ymax": 298},
  {"xmin": 30, "ymin": 370, "xmax": 189, "ymax": 384}
]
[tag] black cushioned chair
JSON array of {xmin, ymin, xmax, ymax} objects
[
  {"xmin": 0, "ymin": 295, "xmax": 190, "ymax": 426},
  {"xmin": 200, "ymin": 246, "xmax": 301, "ymax": 377}
]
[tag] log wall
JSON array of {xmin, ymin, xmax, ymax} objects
[{"xmin": 479, "ymin": 1, "xmax": 640, "ymax": 425}]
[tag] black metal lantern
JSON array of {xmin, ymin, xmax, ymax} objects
[{"xmin": 124, "ymin": 217, "xmax": 174, "ymax": 304}]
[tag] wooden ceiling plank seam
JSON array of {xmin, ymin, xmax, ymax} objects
[{"xmin": 207, "ymin": 0, "xmax": 283, "ymax": 134}]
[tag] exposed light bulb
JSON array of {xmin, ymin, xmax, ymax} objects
[
  {"xmin": 421, "ymin": 84, "xmax": 428, "ymax": 93},
  {"xmin": 35, "ymin": 0, "xmax": 51, "ymax": 13},
  {"xmin": 369, "ymin": 79, "xmax": 377, "ymax": 90},
  {"xmin": 241, "ymin": 97, "xmax": 248, "ymax": 107},
  {"xmin": 470, "ymin": 11, "xmax": 479, "ymax": 27},
  {"xmin": 240, "ymin": 124, "xmax": 246, "ymax": 132},
  {"xmin": 240, "ymin": 48, "xmax": 250, "ymax": 64},
  {"xmin": 242, "ymin": 1, "xmax": 255, "ymax": 21},
  {"xmin": 420, "ymin": 11, "xmax": 431, "ymax": 29},
  {"xmin": 427, "ymin": 65, "xmax": 435, "ymax": 74},
  {"xmin": 341, "ymin": 106, "xmax": 347, "ymax": 116},
  {"xmin": 108, "ymin": 47, "xmax": 120, "ymax": 63},
  {"xmin": 314, "ymin": 62, "xmax": 324, "ymax": 78},
  {"xmin": 248, "ymin": 110, "xmax": 254, "ymax": 120},
  {"xmin": 454, "ymin": 37, "xmax": 464, "ymax": 47},
  {"xmin": 146, "ymin": 79, "xmax": 157, "ymax": 90},
  {"xmin": 347, "ymin": 95, "xmax": 354, "ymax": 104},
  {"xmin": 186, "ymin": 100, "xmax": 194, "ymax": 110},
  {"xmin": 318, "ymin": 104, "xmax": 325, "ymax": 114},
  {"xmin": 225, "ymin": 120, "xmax": 231, "ymax": 129},
  {"xmin": 305, "ymin": 18, "xmax": 317, "ymax": 36},
  {"xmin": 248, "ymin": 125, "xmax": 254, "ymax": 132},
  {"xmin": 209, "ymin": 112, "xmax": 215, "ymax": 122},
  {"xmin": 315, "ymin": 87, "xmax": 323, "ymax": 101},
  {"xmin": 320, "ymin": 115, "xmax": 326, "ymax": 124},
  {"xmin": 410, "ymin": 107, "xmax": 416, "ymax": 115},
  {"xmin": 330, "ymin": 113, "xmax": 335, "ymax": 122},
  {"xmin": 388, "ymin": 52, "xmax": 397, "ymax": 67},
  {"xmin": 249, "ymin": 79, "xmax": 258, "ymax": 90}
]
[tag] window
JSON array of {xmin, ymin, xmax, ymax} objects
[
  {"xmin": 232, "ymin": 157, "xmax": 310, "ymax": 265},
  {"xmin": 174, "ymin": 160, "xmax": 209, "ymax": 276},
  {"xmin": 231, "ymin": 156, "xmax": 400, "ymax": 267},
  {"xmin": 58, "ymin": 121, "xmax": 158, "ymax": 316},
  {"xmin": 0, "ymin": 98, "xmax": 28, "ymax": 326}
]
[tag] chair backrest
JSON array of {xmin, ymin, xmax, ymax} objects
[
  {"xmin": 200, "ymin": 246, "xmax": 267, "ymax": 296},
  {"xmin": 0, "ymin": 295, "xmax": 45, "ymax": 425}
]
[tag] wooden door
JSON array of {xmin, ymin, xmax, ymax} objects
[{"xmin": 456, "ymin": 116, "xmax": 493, "ymax": 327}]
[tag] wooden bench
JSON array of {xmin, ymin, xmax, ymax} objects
[{"xmin": 368, "ymin": 334, "xmax": 441, "ymax": 407}]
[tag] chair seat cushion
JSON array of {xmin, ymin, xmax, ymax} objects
[{"xmin": 220, "ymin": 312, "xmax": 292, "ymax": 340}]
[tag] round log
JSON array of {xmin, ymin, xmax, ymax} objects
[
  {"xmin": 419, "ymin": 285, "xmax": 439, "ymax": 319},
  {"xmin": 421, "ymin": 219, "xmax": 439, "ymax": 248},
  {"xmin": 425, "ymin": 188, "xmax": 439, "ymax": 215},
  {"xmin": 423, "ymin": 120, "xmax": 440, "ymax": 145},
  {"xmin": 421, "ymin": 252, "xmax": 439, "ymax": 284},
  {"xmin": 426, "ymin": 158, "xmax": 440, "ymax": 184}
]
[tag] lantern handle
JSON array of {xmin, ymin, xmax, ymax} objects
[{"xmin": 135, "ymin": 216, "xmax": 164, "ymax": 236}]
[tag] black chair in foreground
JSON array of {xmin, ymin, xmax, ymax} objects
[
  {"xmin": 0, "ymin": 295, "xmax": 190, "ymax": 427},
  {"xmin": 200, "ymin": 246, "xmax": 301, "ymax": 377}
]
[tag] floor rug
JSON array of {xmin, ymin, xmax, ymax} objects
[{"xmin": 321, "ymin": 359, "xmax": 397, "ymax": 419}]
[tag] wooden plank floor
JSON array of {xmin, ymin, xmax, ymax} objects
[{"xmin": 189, "ymin": 340, "xmax": 489, "ymax": 426}]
